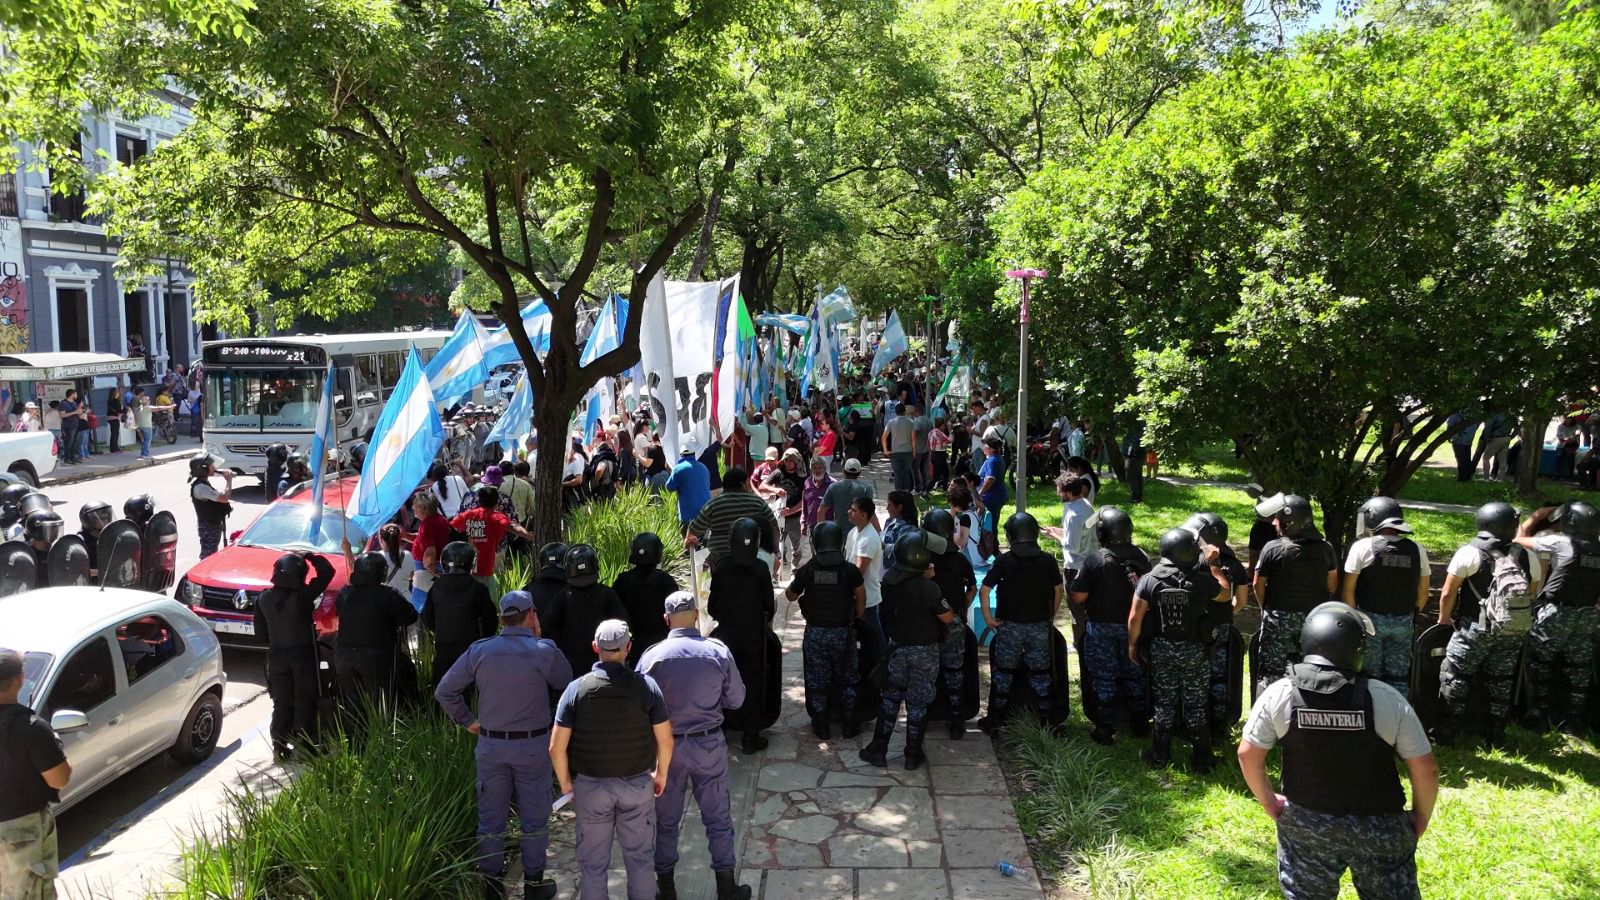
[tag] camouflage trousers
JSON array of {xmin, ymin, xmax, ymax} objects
[
  {"xmin": 197, "ymin": 520, "xmax": 224, "ymax": 560},
  {"xmin": 0, "ymin": 809, "xmax": 58, "ymax": 900},
  {"xmin": 881, "ymin": 643, "xmax": 940, "ymax": 722},
  {"xmin": 1085, "ymin": 621, "xmax": 1148, "ymax": 723},
  {"xmin": 1440, "ymin": 622, "xmax": 1523, "ymax": 719},
  {"xmin": 939, "ymin": 621, "xmax": 965, "ymax": 715},
  {"xmin": 990, "ymin": 621, "xmax": 1053, "ymax": 710},
  {"xmin": 1257, "ymin": 610, "xmax": 1307, "ymax": 698},
  {"xmin": 1528, "ymin": 603, "xmax": 1598, "ymax": 720},
  {"xmin": 1276, "ymin": 804, "xmax": 1419, "ymax": 900},
  {"xmin": 1362, "ymin": 612, "xmax": 1415, "ymax": 700},
  {"xmin": 802, "ymin": 624, "xmax": 859, "ymax": 721},
  {"xmin": 1208, "ymin": 623, "xmax": 1231, "ymax": 724},
  {"xmin": 1149, "ymin": 638, "xmax": 1208, "ymax": 734}
]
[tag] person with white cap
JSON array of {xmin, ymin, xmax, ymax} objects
[
  {"xmin": 1340, "ymin": 497, "xmax": 1430, "ymax": 699},
  {"xmin": 550, "ymin": 620, "xmax": 675, "ymax": 900},
  {"xmin": 819, "ymin": 458, "xmax": 875, "ymax": 527}
]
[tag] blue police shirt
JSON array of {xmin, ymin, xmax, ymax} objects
[
  {"xmin": 635, "ymin": 627, "xmax": 746, "ymax": 735},
  {"xmin": 665, "ymin": 458, "xmax": 712, "ymax": 524},
  {"xmin": 435, "ymin": 626, "xmax": 574, "ymax": 731},
  {"xmin": 555, "ymin": 661, "xmax": 671, "ymax": 728}
]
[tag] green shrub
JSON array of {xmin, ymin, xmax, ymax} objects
[{"xmin": 564, "ymin": 486, "xmax": 688, "ymax": 584}]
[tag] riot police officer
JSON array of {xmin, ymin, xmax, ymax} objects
[
  {"xmin": 784, "ymin": 521, "xmax": 866, "ymax": 739},
  {"xmin": 543, "ymin": 544, "xmax": 628, "ymax": 679},
  {"xmin": 550, "ymin": 620, "xmax": 675, "ymax": 900},
  {"xmin": 334, "ymin": 550, "xmax": 420, "ymax": 736},
  {"xmin": 278, "ymin": 452, "xmax": 312, "ymax": 498},
  {"xmin": 0, "ymin": 483, "xmax": 33, "ymax": 540},
  {"xmin": 78, "ymin": 501, "xmax": 113, "ymax": 578},
  {"xmin": 1069, "ymin": 506, "xmax": 1153, "ymax": 745},
  {"xmin": 613, "ymin": 532, "xmax": 680, "ymax": 665},
  {"xmin": 189, "ymin": 455, "xmax": 234, "ymax": 560},
  {"xmin": 1127, "ymin": 528, "xmax": 1231, "ymax": 772},
  {"xmin": 707, "ymin": 517, "xmax": 777, "ymax": 754},
  {"xmin": 435, "ymin": 590, "xmax": 574, "ymax": 900},
  {"xmin": 123, "ymin": 493, "xmax": 156, "ymax": 530},
  {"xmin": 1341, "ymin": 497, "xmax": 1429, "ymax": 698},
  {"xmin": 861, "ymin": 531, "xmax": 953, "ymax": 770},
  {"xmin": 1513, "ymin": 501, "xmax": 1600, "ymax": 730},
  {"xmin": 1251, "ymin": 494, "xmax": 1338, "ymax": 698},
  {"xmin": 977, "ymin": 512, "xmax": 1064, "ymax": 734},
  {"xmin": 1239, "ymin": 602, "xmax": 1438, "ymax": 899},
  {"xmin": 421, "ymin": 542, "xmax": 498, "ymax": 687},
  {"xmin": 263, "ymin": 442, "xmax": 290, "ymax": 500},
  {"xmin": 923, "ymin": 509, "xmax": 976, "ymax": 739},
  {"xmin": 23, "ymin": 511, "xmax": 63, "ymax": 586},
  {"xmin": 254, "ymin": 552, "xmax": 335, "ymax": 758},
  {"xmin": 636, "ymin": 591, "xmax": 754, "ymax": 900},
  {"xmin": 1185, "ymin": 511, "xmax": 1249, "ymax": 737},
  {"xmin": 524, "ymin": 541, "xmax": 569, "ymax": 622}
]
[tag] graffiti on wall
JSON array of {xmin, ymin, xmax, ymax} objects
[{"xmin": 0, "ymin": 217, "xmax": 25, "ymax": 354}]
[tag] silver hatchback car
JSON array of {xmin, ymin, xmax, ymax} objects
[{"xmin": 3, "ymin": 588, "xmax": 227, "ymax": 813}]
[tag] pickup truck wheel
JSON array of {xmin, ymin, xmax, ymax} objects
[
  {"xmin": 7, "ymin": 464, "xmax": 37, "ymax": 487},
  {"xmin": 170, "ymin": 692, "xmax": 223, "ymax": 764}
]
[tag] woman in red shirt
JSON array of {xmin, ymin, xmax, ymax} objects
[
  {"xmin": 814, "ymin": 416, "xmax": 839, "ymax": 473},
  {"xmin": 410, "ymin": 491, "xmax": 451, "ymax": 609}
]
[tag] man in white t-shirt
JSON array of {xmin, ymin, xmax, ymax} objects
[
  {"xmin": 845, "ymin": 496, "xmax": 884, "ymax": 655},
  {"xmin": 969, "ymin": 399, "xmax": 990, "ymax": 459},
  {"xmin": 1044, "ymin": 474, "xmax": 1096, "ymax": 579}
]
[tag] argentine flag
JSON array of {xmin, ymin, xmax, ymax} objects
[
  {"xmin": 304, "ymin": 360, "xmax": 337, "ymax": 540},
  {"xmin": 580, "ymin": 298, "xmax": 623, "ymax": 444},
  {"xmin": 481, "ymin": 299, "xmax": 554, "ymax": 370},
  {"xmin": 819, "ymin": 285, "xmax": 856, "ymax": 327},
  {"xmin": 426, "ymin": 312, "xmax": 490, "ymax": 407},
  {"xmin": 347, "ymin": 348, "xmax": 446, "ymax": 535},
  {"xmin": 486, "ymin": 372, "xmax": 534, "ymax": 455},
  {"xmin": 871, "ymin": 311, "xmax": 908, "ymax": 379}
]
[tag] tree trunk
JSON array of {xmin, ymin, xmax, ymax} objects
[
  {"xmin": 1320, "ymin": 496, "xmax": 1358, "ymax": 561},
  {"xmin": 1101, "ymin": 431, "xmax": 1127, "ymax": 483},
  {"xmin": 1516, "ymin": 407, "xmax": 1546, "ymax": 500},
  {"xmin": 528, "ymin": 393, "xmax": 574, "ymax": 546}
]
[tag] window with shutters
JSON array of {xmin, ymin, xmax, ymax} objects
[
  {"xmin": 56, "ymin": 287, "xmax": 91, "ymax": 351},
  {"xmin": 115, "ymin": 133, "xmax": 149, "ymax": 166}
]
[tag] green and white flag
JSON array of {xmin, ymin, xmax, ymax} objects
[{"xmin": 931, "ymin": 353, "xmax": 971, "ymax": 414}]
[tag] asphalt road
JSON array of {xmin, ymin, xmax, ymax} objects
[{"xmin": 41, "ymin": 459, "xmax": 283, "ymax": 858}]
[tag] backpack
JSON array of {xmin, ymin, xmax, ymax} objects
[{"xmin": 1473, "ymin": 548, "xmax": 1534, "ymax": 635}]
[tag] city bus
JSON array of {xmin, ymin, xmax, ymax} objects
[{"xmin": 199, "ymin": 331, "xmax": 451, "ymax": 480}]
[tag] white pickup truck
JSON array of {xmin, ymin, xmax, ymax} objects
[{"xmin": 0, "ymin": 431, "xmax": 59, "ymax": 486}]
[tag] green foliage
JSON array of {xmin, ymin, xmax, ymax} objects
[{"xmin": 564, "ymin": 487, "xmax": 689, "ymax": 586}]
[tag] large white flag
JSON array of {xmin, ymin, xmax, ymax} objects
[
  {"xmin": 637, "ymin": 275, "xmax": 739, "ymax": 456},
  {"xmin": 638, "ymin": 272, "xmax": 681, "ymax": 460}
]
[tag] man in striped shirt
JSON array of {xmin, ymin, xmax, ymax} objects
[{"xmin": 685, "ymin": 467, "xmax": 780, "ymax": 571}]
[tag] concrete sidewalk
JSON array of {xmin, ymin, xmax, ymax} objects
[{"xmin": 42, "ymin": 435, "xmax": 202, "ymax": 487}]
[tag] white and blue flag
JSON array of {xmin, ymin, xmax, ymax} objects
[
  {"xmin": 755, "ymin": 312, "xmax": 812, "ymax": 336},
  {"xmin": 425, "ymin": 312, "xmax": 490, "ymax": 407},
  {"xmin": 347, "ymin": 348, "xmax": 446, "ymax": 535},
  {"xmin": 800, "ymin": 296, "xmax": 839, "ymax": 399},
  {"xmin": 481, "ymin": 299, "xmax": 553, "ymax": 370},
  {"xmin": 819, "ymin": 285, "xmax": 856, "ymax": 327},
  {"xmin": 304, "ymin": 360, "xmax": 337, "ymax": 540},
  {"xmin": 579, "ymin": 298, "xmax": 623, "ymax": 444},
  {"xmin": 486, "ymin": 372, "xmax": 534, "ymax": 455},
  {"xmin": 871, "ymin": 311, "xmax": 908, "ymax": 378}
]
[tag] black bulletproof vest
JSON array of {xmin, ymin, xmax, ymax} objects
[
  {"xmin": 190, "ymin": 479, "xmax": 232, "ymax": 526},
  {"xmin": 335, "ymin": 585, "xmax": 407, "ymax": 649},
  {"xmin": 257, "ymin": 585, "xmax": 318, "ymax": 649},
  {"xmin": 1353, "ymin": 535, "xmax": 1422, "ymax": 617},
  {"xmin": 799, "ymin": 562, "xmax": 858, "ymax": 627},
  {"xmin": 428, "ymin": 574, "xmax": 493, "ymax": 644},
  {"xmin": 930, "ymin": 553, "xmax": 974, "ymax": 618},
  {"xmin": 525, "ymin": 576, "xmax": 565, "ymax": 623},
  {"xmin": 1085, "ymin": 546, "xmax": 1150, "ymax": 624},
  {"xmin": 1542, "ymin": 535, "xmax": 1600, "ymax": 608},
  {"xmin": 567, "ymin": 667, "xmax": 657, "ymax": 778},
  {"xmin": 1280, "ymin": 666, "xmax": 1405, "ymax": 815},
  {"xmin": 1147, "ymin": 562, "xmax": 1207, "ymax": 642},
  {"xmin": 1262, "ymin": 538, "xmax": 1332, "ymax": 614}
]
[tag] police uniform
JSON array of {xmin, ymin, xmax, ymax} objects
[
  {"xmin": 1344, "ymin": 530, "xmax": 1429, "ymax": 697},
  {"xmin": 1071, "ymin": 545, "xmax": 1153, "ymax": 730},
  {"xmin": 868, "ymin": 566, "xmax": 951, "ymax": 767},
  {"xmin": 930, "ymin": 547, "xmax": 976, "ymax": 731},
  {"xmin": 983, "ymin": 548, "xmax": 1064, "ymax": 726},
  {"xmin": 788, "ymin": 554, "xmax": 865, "ymax": 732},
  {"xmin": 1255, "ymin": 535, "xmax": 1337, "ymax": 697},
  {"xmin": 635, "ymin": 595, "xmax": 751, "ymax": 899},
  {"xmin": 1439, "ymin": 538, "xmax": 1538, "ymax": 731},
  {"xmin": 333, "ymin": 579, "xmax": 420, "ymax": 726},
  {"xmin": 614, "ymin": 564, "xmax": 680, "ymax": 666},
  {"xmin": 190, "ymin": 474, "xmax": 232, "ymax": 560},
  {"xmin": 1243, "ymin": 664, "xmax": 1432, "ymax": 899},
  {"xmin": 706, "ymin": 557, "xmax": 776, "ymax": 747},
  {"xmin": 254, "ymin": 554, "xmax": 334, "ymax": 756},
  {"xmin": 1206, "ymin": 546, "xmax": 1249, "ymax": 726},
  {"xmin": 554, "ymin": 624, "xmax": 672, "ymax": 900},
  {"xmin": 435, "ymin": 592, "xmax": 574, "ymax": 895},
  {"xmin": 420, "ymin": 572, "xmax": 499, "ymax": 687},
  {"xmin": 1524, "ymin": 532, "xmax": 1600, "ymax": 723},
  {"xmin": 1135, "ymin": 561, "xmax": 1224, "ymax": 760}
]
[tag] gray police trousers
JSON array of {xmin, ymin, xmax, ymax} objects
[{"xmin": 575, "ymin": 772, "xmax": 656, "ymax": 900}]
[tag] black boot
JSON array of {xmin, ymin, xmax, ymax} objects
[
  {"xmin": 1141, "ymin": 726, "xmax": 1171, "ymax": 769},
  {"xmin": 655, "ymin": 869, "xmax": 677, "ymax": 900},
  {"xmin": 714, "ymin": 869, "xmax": 753, "ymax": 900},
  {"xmin": 1088, "ymin": 722, "xmax": 1114, "ymax": 746},
  {"xmin": 1190, "ymin": 728, "xmax": 1216, "ymax": 775},
  {"xmin": 947, "ymin": 695, "xmax": 966, "ymax": 740},
  {"xmin": 859, "ymin": 715, "xmax": 895, "ymax": 767},
  {"xmin": 840, "ymin": 708, "xmax": 862, "ymax": 740},
  {"xmin": 977, "ymin": 693, "xmax": 1008, "ymax": 735},
  {"xmin": 481, "ymin": 873, "xmax": 506, "ymax": 900},
  {"xmin": 524, "ymin": 871, "xmax": 557, "ymax": 900},
  {"xmin": 904, "ymin": 717, "xmax": 928, "ymax": 771},
  {"xmin": 1483, "ymin": 719, "xmax": 1508, "ymax": 751},
  {"xmin": 1129, "ymin": 716, "xmax": 1151, "ymax": 738},
  {"xmin": 741, "ymin": 730, "xmax": 769, "ymax": 754},
  {"xmin": 812, "ymin": 717, "xmax": 832, "ymax": 741}
]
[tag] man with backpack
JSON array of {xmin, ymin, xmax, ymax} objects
[
  {"xmin": 1341, "ymin": 498, "xmax": 1431, "ymax": 699},
  {"xmin": 1436, "ymin": 502, "xmax": 1540, "ymax": 747},
  {"xmin": 1513, "ymin": 501, "xmax": 1600, "ymax": 732}
]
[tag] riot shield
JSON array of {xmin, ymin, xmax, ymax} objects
[
  {"xmin": 142, "ymin": 510, "xmax": 180, "ymax": 592},
  {"xmin": 97, "ymin": 521, "xmax": 145, "ymax": 589},
  {"xmin": 46, "ymin": 535, "xmax": 91, "ymax": 588},
  {"xmin": 854, "ymin": 615, "xmax": 883, "ymax": 721},
  {"xmin": 0, "ymin": 540, "xmax": 37, "ymax": 596},
  {"xmin": 1410, "ymin": 623, "xmax": 1454, "ymax": 734}
]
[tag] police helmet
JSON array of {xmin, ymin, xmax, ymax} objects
[
  {"xmin": 351, "ymin": 551, "xmax": 389, "ymax": 587},
  {"xmin": 921, "ymin": 508, "xmax": 956, "ymax": 542},
  {"xmin": 24, "ymin": 510, "xmax": 63, "ymax": 546},
  {"xmin": 124, "ymin": 494, "xmax": 156, "ymax": 526},
  {"xmin": 538, "ymin": 542, "xmax": 570, "ymax": 577},
  {"xmin": 1004, "ymin": 511, "xmax": 1042, "ymax": 558},
  {"xmin": 0, "ymin": 483, "xmax": 32, "ymax": 525},
  {"xmin": 475, "ymin": 485, "xmax": 500, "ymax": 511},
  {"xmin": 565, "ymin": 544, "xmax": 600, "ymax": 587},
  {"xmin": 18, "ymin": 493, "xmax": 52, "ymax": 521},
  {"xmin": 1094, "ymin": 506, "xmax": 1134, "ymax": 547},
  {"xmin": 1158, "ymin": 527, "xmax": 1200, "ymax": 568},
  {"xmin": 1300, "ymin": 601, "xmax": 1372, "ymax": 672},
  {"xmin": 79, "ymin": 501, "xmax": 114, "ymax": 533},
  {"xmin": 1196, "ymin": 511, "xmax": 1229, "ymax": 546},
  {"xmin": 1275, "ymin": 494, "xmax": 1314, "ymax": 538},
  {"xmin": 811, "ymin": 521, "xmax": 846, "ymax": 566},
  {"xmin": 440, "ymin": 541, "xmax": 477, "ymax": 575},
  {"xmin": 728, "ymin": 517, "xmax": 762, "ymax": 566},
  {"xmin": 630, "ymin": 532, "xmax": 664, "ymax": 569},
  {"xmin": 1564, "ymin": 501, "xmax": 1600, "ymax": 541},
  {"xmin": 264, "ymin": 442, "xmax": 290, "ymax": 466},
  {"xmin": 285, "ymin": 453, "xmax": 311, "ymax": 481},
  {"xmin": 892, "ymin": 529, "xmax": 934, "ymax": 574},
  {"xmin": 1356, "ymin": 496, "xmax": 1403, "ymax": 536},
  {"xmin": 1181, "ymin": 513, "xmax": 1221, "ymax": 547},
  {"xmin": 271, "ymin": 553, "xmax": 310, "ymax": 589},
  {"xmin": 188, "ymin": 455, "xmax": 217, "ymax": 480},
  {"xmin": 1474, "ymin": 501, "xmax": 1518, "ymax": 543}
]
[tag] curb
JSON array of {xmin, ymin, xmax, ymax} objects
[{"xmin": 42, "ymin": 447, "xmax": 202, "ymax": 487}]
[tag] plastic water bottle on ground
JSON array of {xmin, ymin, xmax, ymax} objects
[{"xmin": 995, "ymin": 861, "xmax": 1019, "ymax": 877}]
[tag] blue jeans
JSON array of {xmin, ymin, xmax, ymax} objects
[
  {"xmin": 78, "ymin": 428, "xmax": 91, "ymax": 457},
  {"xmin": 138, "ymin": 427, "xmax": 153, "ymax": 457},
  {"xmin": 890, "ymin": 451, "xmax": 914, "ymax": 491}
]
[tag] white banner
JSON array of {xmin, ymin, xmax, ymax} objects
[{"xmin": 637, "ymin": 274, "xmax": 739, "ymax": 457}]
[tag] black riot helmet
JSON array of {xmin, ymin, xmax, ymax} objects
[
  {"xmin": 474, "ymin": 485, "xmax": 500, "ymax": 511},
  {"xmin": 728, "ymin": 517, "xmax": 762, "ymax": 566},
  {"xmin": 271, "ymin": 553, "xmax": 310, "ymax": 589},
  {"xmin": 264, "ymin": 442, "xmax": 290, "ymax": 466},
  {"xmin": 1095, "ymin": 506, "xmax": 1134, "ymax": 547},
  {"xmin": 1300, "ymin": 601, "xmax": 1371, "ymax": 672},
  {"xmin": 0, "ymin": 483, "xmax": 32, "ymax": 525},
  {"xmin": 1276, "ymin": 494, "xmax": 1314, "ymax": 538},
  {"xmin": 1181, "ymin": 513, "xmax": 1221, "ymax": 547},
  {"xmin": 18, "ymin": 493, "xmax": 51, "ymax": 520},
  {"xmin": 1564, "ymin": 501, "xmax": 1600, "ymax": 541},
  {"xmin": 538, "ymin": 542, "xmax": 569, "ymax": 577},
  {"xmin": 285, "ymin": 453, "xmax": 311, "ymax": 482},
  {"xmin": 1004, "ymin": 511, "xmax": 1042, "ymax": 558},
  {"xmin": 1356, "ymin": 496, "xmax": 1404, "ymax": 536},
  {"xmin": 189, "ymin": 455, "xmax": 215, "ymax": 480},
  {"xmin": 892, "ymin": 529, "xmax": 934, "ymax": 574},
  {"xmin": 351, "ymin": 551, "xmax": 389, "ymax": 586},
  {"xmin": 921, "ymin": 509, "xmax": 956, "ymax": 542},
  {"xmin": 629, "ymin": 532, "xmax": 664, "ymax": 569},
  {"xmin": 1474, "ymin": 501, "xmax": 1518, "ymax": 543},
  {"xmin": 1158, "ymin": 527, "xmax": 1201, "ymax": 568},
  {"xmin": 1196, "ymin": 511, "xmax": 1228, "ymax": 545},
  {"xmin": 811, "ymin": 521, "xmax": 846, "ymax": 566},
  {"xmin": 440, "ymin": 541, "xmax": 477, "ymax": 575},
  {"xmin": 124, "ymin": 494, "xmax": 156, "ymax": 526},
  {"xmin": 565, "ymin": 543, "xmax": 600, "ymax": 587},
  {"xmin": 79, "ymin": 501, "xmax": 114, "ymax": 533},
  {"xmin": 24, "ymin": 510, "xmax": 63, "ymax": 546}
]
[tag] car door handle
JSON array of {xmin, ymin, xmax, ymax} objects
[{"xmin": 106, "ymin": 714, "xmax": 124, "ymax": 726}]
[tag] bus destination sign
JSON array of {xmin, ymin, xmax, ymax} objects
[{"xmin": 203, "ymin": 344, "xmax": 327, "ymax": 367}]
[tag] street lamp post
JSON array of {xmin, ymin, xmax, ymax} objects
[{"xmin": 1004, "ymin": 268, "xmax": 1047, "ymax": 513}]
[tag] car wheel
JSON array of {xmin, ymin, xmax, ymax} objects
[
  {"xmin": 8, "ymin": 464, "xmax": 37, "ymax": 487},
  {"xmin": 170, "ymin": 692, "xmax": 223, "ymax": 764}
]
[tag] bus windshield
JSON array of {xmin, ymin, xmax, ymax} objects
[{"xmin": 205, "ymin": 369, "xmax": 330, "ymax": 431}]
